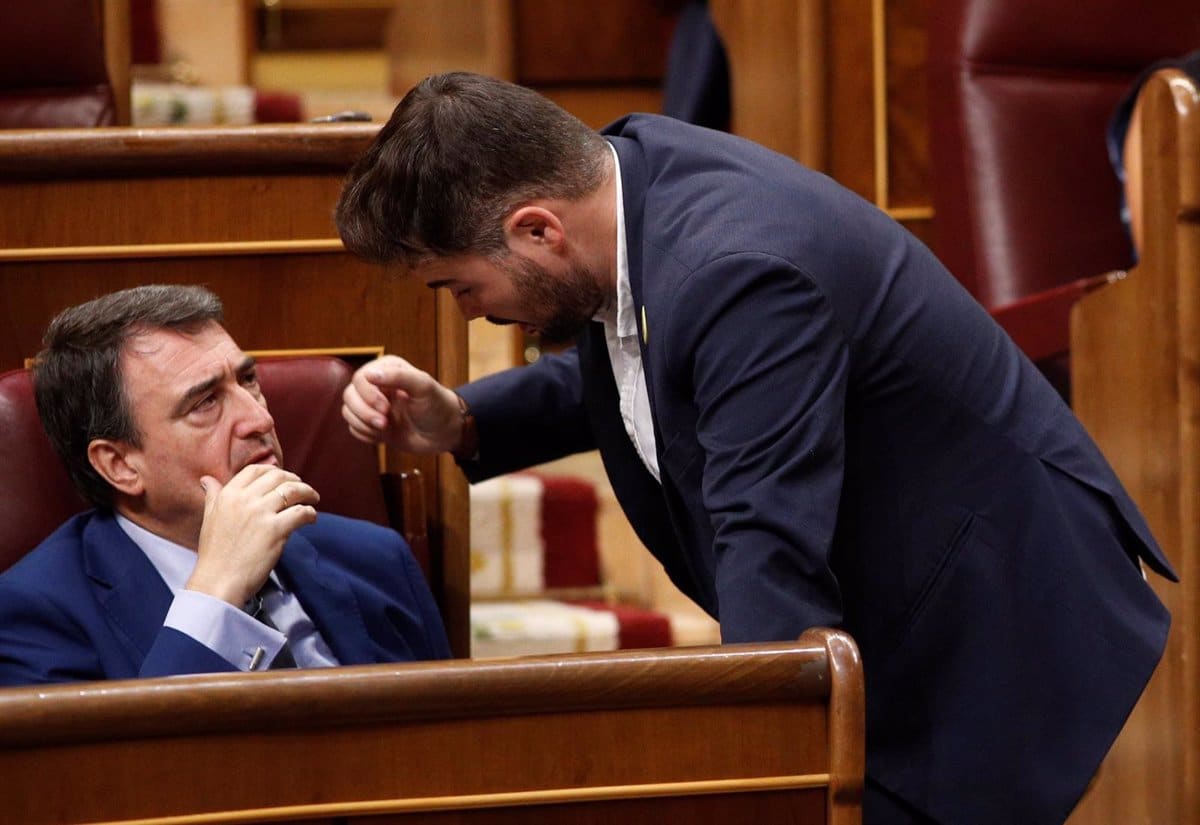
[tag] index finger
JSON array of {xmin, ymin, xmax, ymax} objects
[{"xmin": 359, "ymin": 357, "xmax": 423, "ymax": 394}]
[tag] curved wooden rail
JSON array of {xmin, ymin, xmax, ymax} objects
[
  {"xmin": 0, "ymin": 630, "xmax": 864, "ymax": 825},
  {"xmin": 0, "ymin": 123, "xmax": 380, "ymax": 179}
]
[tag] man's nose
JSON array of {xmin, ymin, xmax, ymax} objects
[{"xmin": 232, "ymin": 385, "xmax": 275, "ymax": 437}]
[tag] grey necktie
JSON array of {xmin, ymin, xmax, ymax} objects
[{"xmin": 247, "ymin": 579, "xmax": 297, "ymax": 669}]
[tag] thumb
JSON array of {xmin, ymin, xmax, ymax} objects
[
  {"xmin": 366, "ymin": 361, "xmax": 424, "ymax": 394},
  {"xmin": 199, "ymin": 475, "xmax": 222, "ymax": 516}
]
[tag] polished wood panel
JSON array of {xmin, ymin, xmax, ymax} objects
[
  {"xmin": 386, "ymin": 0, "xmax": 516, "ymax": 95},
  {"xmin": 825, "ymin": 0, "xmax": 877, "ymax": 200},
  {"xmin": 539, "ymin": 86, "xmax": 664, "ymax": 130},
  {"xmin": 102, "ymin": 0, "xmax": 132, "ymax": 125},
  {"xmin": 1069, "ymin": 68, "xmax": 1200, "ymax": 824},
  {"xmin": 513, "ymin": 0, "xmax": 676, "ymax": 86},
  {"xmin": 712, "ymin": 0, "xmax": 932, "ymax": 243},
  {"xmin": 0, "ymin": 629, "xmax": 864, "ymax": 825},
  {"xmin": 256, "ymin": 0, "xmax": 393, "ymax": 51},
  {"xmin": 0, "ymin": 123, "xmax": 376, "ymax": 178},
  {"xmin": 0, "ymin": 124, "xmax": 471, "ymax": 655},
  {"xmin": 883, "ymin": 0, "xmax": 929, "ymax": 210},
  {"xmin": 710, "ymin": 0, "xmax": 827, "ymax": 170}
]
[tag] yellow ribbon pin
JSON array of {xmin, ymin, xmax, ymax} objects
[{"xmin": 640, "ymin": 305, "xmax": 648, "ymax": 345}]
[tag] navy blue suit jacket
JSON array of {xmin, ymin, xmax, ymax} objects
[
  {"xmin": 0, "ymin": 510, "xmax": 450, "ymax": 685},
  {"xmin": 459, "ymin": 114, "xmax": 1173, "ymax": 823}
]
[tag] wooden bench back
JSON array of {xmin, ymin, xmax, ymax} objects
[
  {"xmin": 1069, "ymin": 67, "xmax": 1200, "ymax": 824},
  {"xmin": 0, "ymin": 629, "xmax": 863, "ymax": 825}
]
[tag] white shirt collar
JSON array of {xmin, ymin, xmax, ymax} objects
[{"xmin": 594, "ymin": 143, "xmax": 637, "ymax": 340}]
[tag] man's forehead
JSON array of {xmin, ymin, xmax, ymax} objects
[{"xmin": 122, "ymin": 323, "xmax": 246, "ymax": 377}]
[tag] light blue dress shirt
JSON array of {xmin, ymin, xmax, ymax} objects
[{"xmin": 116, "ymin": 514, "xmax": 340, "ymax": 671}]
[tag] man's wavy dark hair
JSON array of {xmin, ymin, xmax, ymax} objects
[{"xmin": 336, "ymin": 71, "xmax": 609, "ymax": 269}]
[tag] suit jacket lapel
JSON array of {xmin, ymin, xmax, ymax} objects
[
  {"xmin": 578, "ymin": 326, "xmax": 694, "ymax": 595},
  {"xmin": 276, "ymin": 531, "xmax": 378, "ymax": 666},
  {"xmin": 609, "ymin": 134, "xmax": 650, "ymax": 353},
  {"xmin": 82, "ymin": 512, "xmax": 174, "ymax": 660}
]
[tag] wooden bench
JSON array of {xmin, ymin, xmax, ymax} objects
[
  {"xmin": 1069, "ymin": 67, "xmax": 1200, "ymax": 824},
  {"xmin": 0, "ymin": 628, "xmax": 863, "ymax": 825}
]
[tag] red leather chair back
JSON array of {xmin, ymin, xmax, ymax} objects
[
  {"xmin": 256, "ymin": 356, "xmax": 391, "ymax": 528},
  {"xmin": 0, "ymin": 369, "xmax": 88, "ymax": 572},
  {"xmin": 0, "ymin": 356, "xmax": 391, "ymax": 573},
  {"xmin": 0, "ymin": 0, "xmax": 116, "ymax": 128},
  {"xmin": 927, "ymin": 0, "xmax": 1200, "ymax": 309}
]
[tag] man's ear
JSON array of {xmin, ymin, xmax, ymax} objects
[
  {"xmin": 504, "ymin": 205, "xmax": 567, "ymax": 256},
  {"xmin": 87, "ymin": 439, "xmax": 145, "ymax": 498}
]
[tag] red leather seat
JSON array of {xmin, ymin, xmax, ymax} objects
[
  {"xmin": 0, "ymin": 0, "xmax": 116, "ymax": 128},
  {"xmin": 927, "ymin": 0, "xmax": 1200, "ymax": 395},
  {"xmin": 0, "ymin": 356, "xmax": 422, "ymax": 574}
]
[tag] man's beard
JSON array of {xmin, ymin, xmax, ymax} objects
[{"xmin": 492, "ymin": 253, "xmax": 609, "ymax": 344}]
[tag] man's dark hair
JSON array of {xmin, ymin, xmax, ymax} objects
[
  {"xmin": 32, "ymin": 284, "xmax": 224, "ymax": 509},
  {"xmin": 336, "ymin": 71, "xmax": 610, "ymax": 268}
]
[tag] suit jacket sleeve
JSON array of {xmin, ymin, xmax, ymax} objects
[
  {"xmin": 664, "ymin": 253, "xmax": 848, "ymax": 642},
  {"xmin": 0, "ymin": 579, "xmax": 235, "ymax": 686},
  {"xmin": 457, "ymin": 348, "xmax": 597, "ymax": 482},
  {"xmin": 139, "ymin": 628, "xmax": 241, "ymax": 678}
]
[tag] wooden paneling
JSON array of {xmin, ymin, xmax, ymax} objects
[
  {"xmin": 387, "ymin": 0, "xmax": 515, "ymax": 96},
  {"xmin": 1068, "ymin": 69, "xmax": 1200, "ymax": 824},
  {"xmin": 257, "ymin": 0, "xmax": 393, "ymax": 51},
  {"xmin": 0, "ymin": 630, "xmax": 864, "ymax": 825},
  {"xmin": 513, "ymin": 0, "xmax": 676, "ymax": 86},
  {"xmin": 713, "ymin": 0, "xmax": 932, "ymax": 239},
  {"xmin": 710, "ymin": 0, "xmax": 827, "ymax": 170},
  {"xmin": 824, "ymin": 0, "xmax": 876, "ymax": 200},
  {"xmin": 883, "ymin": 0, "xmax": 930, "ymax": 210},
  {"xmin": 539, "ymin": 86, "xmax": 664, "ymax": 129},
  {"xmin": 0, "ymin": 123, "xmax": 471, "ymax": 656},
  {"xmin": 101, "ymin": 0, "xmax": 132, "ymax": 124}
]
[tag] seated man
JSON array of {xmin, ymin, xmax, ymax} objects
[{"xmin": 0, "ymin": 284, "xmax": 450, "ymax": 685}]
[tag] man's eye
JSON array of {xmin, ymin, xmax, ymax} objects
[
  {"xmin": 240, "ymin": 370, "xmax": 259, "ymax": 387},
  {"xmin": 193, "ymin": 395, "xmax": 217, "ymax": 412}
]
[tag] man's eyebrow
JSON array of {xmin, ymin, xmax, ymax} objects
[
  {"xmin": 425, "ymin": 279, "xmax": 454, "ymax": 290},
  {"xmin": 172, "ymin": 356, "xmax": 257, "ymax": 416},
  {"xmin": 172, "ymin": 373, "xmax": 221, "ymax": 417},
  {"xmin": 236, "ymin": 355, "xmax": 257, "ymax": 376}
]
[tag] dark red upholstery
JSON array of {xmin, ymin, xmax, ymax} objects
[
  {"xmin": 927, "ymin": 0, "xmax": 1200, "ymax": 377},
  {"xmin": 535, "ymin": 472, "xmax": 604, "ymax": 589},
  {"xmin": 0, "ymin": 369, "xmax": 88, "ymax": 573},
  {"xmin": 0, "ymin": 0, "xmax": 116, "ymax": 128},
  {"xmin": 255, "ymin": 356, "xmax": 391, "ymax": 528},
  {"xmin": 0, "ymin": 356, "xmax": 396, "ymax": 574}
]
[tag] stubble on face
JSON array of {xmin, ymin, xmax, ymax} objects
[{"xmin": 492, "ymin": 253, "xmax": 610, "ymax": 344}]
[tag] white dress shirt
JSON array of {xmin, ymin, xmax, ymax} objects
[
  {"xmin": 116, "ymin": 514, "xmax": 339, "ymax": 671},
  {"xmin": 598, "ymin": 144, "xmax": 661, "ymax": 483}
]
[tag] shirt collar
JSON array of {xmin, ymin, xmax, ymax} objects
[
  {"xmin": 116, "ymin": 512, "xmax": 285, "ymax": 598},
  {"xmin": 594, "ymin": 143, "xmax": 637, "ymax": 340},
  {"xmin": 115, "ymin": 512, "xmax": 196, "ymax": 593}
]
